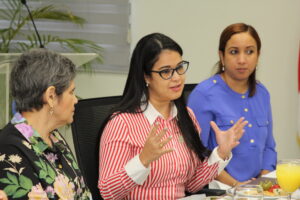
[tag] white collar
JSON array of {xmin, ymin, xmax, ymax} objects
[{"xmin": 141, "ymin": 101, "xmax": 178, "ymax": 125}]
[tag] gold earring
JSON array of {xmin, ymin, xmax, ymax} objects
[{"xmin": 49, "ymin": 106, "xmax": 54, "ymax": 115}]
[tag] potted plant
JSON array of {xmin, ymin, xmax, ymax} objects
[
  {"xmin": 0, "ymin": 0, "xmax": 103, "ymax": 128},
  {"xmin": 0, "ymin": 0, "xmax": 103, "ymax": 67}
]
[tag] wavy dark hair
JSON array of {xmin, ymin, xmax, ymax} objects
[
  {"xmin": 216, "ymin": 23, "xmax": 261, "ymax": 97},
  {"xmin": 99, "ymin": 33, "xmax": 210, "ymax": 161}
]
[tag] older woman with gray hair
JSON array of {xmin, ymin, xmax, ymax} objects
[{"xmin": 0, "ymin": 49, "xmax": 91, "ymax": 199}]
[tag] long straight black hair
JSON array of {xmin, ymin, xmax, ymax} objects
[{"xmin": 99, "ymin": 33, "xmax": 210, "ymax": 161}]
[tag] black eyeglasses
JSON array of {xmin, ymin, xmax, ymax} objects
[{"xmin": 150, "ymin": 61, "xmax": 189, "ymax": 80}]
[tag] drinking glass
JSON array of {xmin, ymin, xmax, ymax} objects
[
  {"xmin": 233, "ymin": 185, "xmax": 263, "ymax": 200},
  {"xmin": 276, "ymin": 159, "xmax": 300, "ymax": 199}
]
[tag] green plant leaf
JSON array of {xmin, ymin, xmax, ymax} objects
[
  {"xmin": 35, "ymin": 142, "xmax": 48, "ymax": 153},
  {"xmin": 0, "ymin": 10, "xmax": 12, "ymax": 20},
  {"xmin": 19, "ymin": 175, "xmax": 33, "ymax": 190},
  {"xmin": 65, "ymin": 152, "xmax": 74, "ymax": 160},
  {"xmin": 45, "ymin": 177, "xmax": 53, "ymax": 184},
  {"xmin": 16, "ymin": 42, "xmax": 32, "ymax": 52},
  {"xmin": 46, "ymin": 163, "xmax": 56, "ymax": 180},
  {"xmin": 40, "ymin": 159, "xmax": 48, "ymax": 170},
  {"xmin": 35, "ymin": 10, "xmax": 86, "ymax": 25},
  {"xmin": 34, "ymin": 161, "xmax": 42, "ymax": 169},
  {"xmin": 7, "ymin": 172, "xmax": 18, "ymax": 185},
  {"xmin": 13, "ymin": 188, "xmax": 28, "ymax": 198},
  {"xmin": 72, "ymin": 161, "xmax": 79, "ymax": 170},
  {"xmin": 0, "ymin": 28, "xmax": 11, "ymax": 34},
  {"xmin": 32, "ymin": 145, "xmax": 43, "ymax": 155},
  {"xmin": 0, "ymin": 178, "xmax": 12, "ymax": 184},
  {"xmin": 39, "ymin": 170, "xmax": 47, "ymax": 179},
  {"xmin": 4, "ymin": 184, "xmax": 19, "ymax": 196},
  {"xmin": 29, "ymin": 4, "xmax": 85, "ymax": 25},
  {"xmin": 35, "ymin": 158, "xmax": 55, "ymax": 183},
  {"xmin": 0, "ymin": 0, "xmax": 19, "ymax": 20},
  {"xmin": 36, "ymin": 159, "xmax": 48, "ymax": 172}
]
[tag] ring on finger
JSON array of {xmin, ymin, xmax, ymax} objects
[{"xmin": 160, "ymin": 143, "xmax": 163, "ymax": 148}]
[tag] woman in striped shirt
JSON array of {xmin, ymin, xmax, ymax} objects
[{"xmin": 98, "ymin": 33, "xmax": 247, "ymax": 199}]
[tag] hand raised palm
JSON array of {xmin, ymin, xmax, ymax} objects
[{"xmin": 210, "ymin": 117, "xmax": 248, "ymax": 158}]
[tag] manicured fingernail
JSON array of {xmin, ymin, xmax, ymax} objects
[{"xmin": 163, "ymin": 127, "xmax": 168, "ymax": 131}]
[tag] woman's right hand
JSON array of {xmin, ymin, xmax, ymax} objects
[
  {"xmin": 211, "ymin": 117, "xmax": 248, "ymax": 160},
  {"xmin": 236, "ymin": 178, "xmax": 255, "ymax": 186},
  {"xmin": 139, "ymin": 123, "xmax": 174, "ymax": 168},
  {"xmin": 0, "ymin": 190, "xmax": 7, "ymax": 200}
]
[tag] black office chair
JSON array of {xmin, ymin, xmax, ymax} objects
[
  {"xmin": 183, "ymin": 83, "xmax": 197, "ymax": 102},
  {"xmin": 71, "ymin": 95, "xmax": 122, "ymax": 200},
  {"xmin": 71, "ymin": 88, "xmax": 224, "ymax": 199}
]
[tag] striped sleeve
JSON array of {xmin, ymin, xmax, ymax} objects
[
  {"xmin": 185, "ymin": 158, "xmax": 219, "ymax": 192},
  {"xmin": 98, "ymin": 115, "xmax": 138, "ymax": 199}
]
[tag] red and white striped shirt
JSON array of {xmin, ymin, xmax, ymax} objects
[{"xmin": 98, "ymin": 102, "xmax": 229, "ymax": 199}]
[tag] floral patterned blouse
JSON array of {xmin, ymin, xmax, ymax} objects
[{"xmin": 0, "ymin": 113, "xmax": 92, "ymax": 200}]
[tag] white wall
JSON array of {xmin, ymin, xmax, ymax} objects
[{"xmin": 73, "ymin": 0, "xmax": 300, "ymax": 159}]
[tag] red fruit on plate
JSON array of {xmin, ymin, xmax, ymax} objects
[{"xmin": 268, "ymin": 184, "xmax": 281, "ymax": 194}]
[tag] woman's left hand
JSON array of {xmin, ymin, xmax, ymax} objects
[{"xmin": 210, "ymin": 117, "xmax": 248, "ymax": 160}]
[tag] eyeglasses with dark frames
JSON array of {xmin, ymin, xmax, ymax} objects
[{"xmin": 150, "ymin": 60, "xmax": 189, "ymax": 80}]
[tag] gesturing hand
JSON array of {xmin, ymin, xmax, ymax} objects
[
  {"xmin": 139, "ymin": 123, "xmax": 174, "ymax": 168},
  {"xmin": 210, "ymin": 117, "xmax": 248, "ymax": 160}
]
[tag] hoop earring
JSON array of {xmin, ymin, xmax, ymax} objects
[{"xmin": 49, "ymin": 106, "xmax": 54, "ymax": 115}]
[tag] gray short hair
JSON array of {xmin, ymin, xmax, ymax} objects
[{"xmin": 10, "ymin": 49, "xmax": 76, "ymax": 112}]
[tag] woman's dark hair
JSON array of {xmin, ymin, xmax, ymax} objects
[
  {"xmin": 10, "ymin": 48, "xmax": 76, "ymax": 112},
  {"xmin": 99, "ymin": 33, "xmax": 210, "ymax": 161},
  {"xmin": 216, "ymin": 23, "xmax": 261, "ymax": 97}
]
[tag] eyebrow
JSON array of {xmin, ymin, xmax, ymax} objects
[
  {"xmin": 158, "ymin": 65, "xmax": 171, "ymax": 70},
  {"xmin": 158, "ymin": 61, "xmax": 184, "ymax": 70},
  {"xmin": 228, "ymin": 45, "xmax": 256, "ymax": 49}
]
